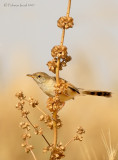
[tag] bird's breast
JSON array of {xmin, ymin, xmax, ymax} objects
[{"xmin": 40, "ymin": 79, "xmax": 55, "ymax": 97}]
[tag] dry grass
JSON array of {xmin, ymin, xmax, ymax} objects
[{"xmin": 101, "ymin": 130, "xmax": 118, "ymax": 160}]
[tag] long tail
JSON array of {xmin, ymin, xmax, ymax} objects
[{"xmin": 81, "ymin": 90, "xmax": 112, "ymax": 97}]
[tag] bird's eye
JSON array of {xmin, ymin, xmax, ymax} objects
[{"xmin": 38, "ymin": 75, "xmax": 41, "ymax": 78}]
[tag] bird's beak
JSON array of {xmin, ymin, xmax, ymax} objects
[{"xmin": 26, "ymin": 74, "xmax": 35, "ymax": 78}]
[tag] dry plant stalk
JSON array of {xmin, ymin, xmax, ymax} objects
[
  {"xmin": 15, "ymin": 0, "xmax": 85, "ymax": 160},
  {"xmin": 101, "ymin": 130, "xmax": 117, "ymax": 160}
]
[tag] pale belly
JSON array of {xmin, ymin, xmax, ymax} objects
[{"xmin": 40, "ymin": 79, "xmax": 55, "ymax": 97}]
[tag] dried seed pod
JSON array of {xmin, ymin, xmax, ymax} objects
[
  {"xmin": 35, "ymin": 128, "xmax": 43, "ymax": 135},
  {"xmin": 50, "ymin": 142, "xmax": 65, "ymax": 160},
  {"xmin": 21, "ymin": 110, "xmax": 30, "ymax": 118},
  {"xmin": 28, "ymin": 97, "xmax": 39, "ymax": 108},
  {"xmin": 19, "ymin": 122, "xmax": 30, "ymax": 131},
  {"xmin": 25, "ymin": 145, "xmax": 34, "ymax": 153},
  {"xmin": 54, "ymin": 79, "xmax": 68, "ymax": 96},
  {"xmin": 40, "ymin": 115, "xmax": 44, "ymax": 121},
  {"xmin": 15, "ymin": 91, "xmax": 26, "ymax": 100},
  {"xmin": 47, "ymin": 58, "xmax": 57, "ymax": 73},
  {"xmin": 74, "ymin": 135, "xmax": 83, "ymax": 141},
  {"xmin": 74, "ymin": 127, "xmax": 85, "ymax": 141},
  {"xmin": 76, "ymin": 126, "xmax": 85, "ymax": 134},
  {"xmin": 51, "ymin": 45, "xmax": 67, "ymax": 59},
  {"xmin": 47, "ymin": 97, "xmax": 65, "ymax": 112},
  {"xmin": 16, "ymin": 101, "xmax": 25, "ymax": 110},
  {"xmin": 21, "ymin": 142, "xmax": 27, "ymax": 147},
  {"xmin": 57, "ymin": 119, "xmax": 62, "ymax": 129},
  {"xmin": 22, "ymin": 133, "xmax": 31, "ymax": 140},
  {"xmin": 64, "ymin": 55, "xmax": 72, "ymax": 62},
  {"xmin": 57, "ymin": 16, "xmax": 74, "ymax": 29}
]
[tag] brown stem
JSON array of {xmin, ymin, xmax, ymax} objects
[
  {"xmin": 25, "ymin": 98, "xmax": 47, "ymax": 116},
  {"xmin": 26, "ymin": 116, "xmax": 50, "ymax": 146},
  {"xmin": 60, "ymin": 29, "xmax": 65, "ymax": 46},
  {"xmin": 53, "ymin": 111, "xmax": 58, "ymax": 148},
  {"xmin": 25, "ymin": 130, "xmax": 37, "ymax": 160},
  {"xmin": 42, "ymin": 134, "xmax": 51, "ymax": 147},
  {"xmin": 36, "ymin": 106, "xmax": 47, "ymax": 116},
  {"xmin": 66, "ymin": 0, "xmax": 71, "ymax": 17},
  {"xmin": 56, "ymin": 26, "xmax": 65, "ymax": 84},
  {"xmin": 30, "ymin": 150, "xmax": 37, "ymax": 160},
  {"xmin": 56, "ymin": 58, "xmax": 60, "ymax": 84},
  {"xmin": 53, "ymin": 0, "xmax": 72, "ymax": 151},
  {"xmin": 64, "ymin": 137, "xmax": 74, "ymax": 148},
  {"xmin": 54, "ymin": 53, "xmax": 61, "ymax": 148}
]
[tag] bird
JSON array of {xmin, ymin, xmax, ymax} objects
[{"xmin": 27, "ymin": 72, "xmax": 112, "ymax": 102}]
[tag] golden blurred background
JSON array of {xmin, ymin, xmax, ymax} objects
[{"xmin": 0, "ymin": 0, "xmax": 118, "ymax": 159}]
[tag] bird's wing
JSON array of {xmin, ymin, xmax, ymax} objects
[
  {"xmin": 51, "ymin": 76, "xmax": 80, "ymax": 94},
  {"xmin": 51, "ymin": 76, "xmax": 56, "ymax": 81},
  {"xmin": 67, "ymin": 83, "xmax": 80, "ymax": 94}
]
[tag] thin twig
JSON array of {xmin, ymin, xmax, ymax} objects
[
  {"xmin": 30, "ymin": 150, "xmax": 37, "ymax": 160},
  {"xmin": 25, "ymin": 98, "xmax": 47, "ymax": 116},
  {"xmin": 60, "ymin": 29, "xmax": 65, "ymax": 46},
  {"xmin": 66, "ymin": 0, "xmax": 71, "ymax": 17},
  {"xmin": 26, "ymin": 116, "xmax": 50, "ymax": 146},
  {"xmin": 64, "ymin": 138, "xmax": 74, "ymax": 148},
  {"xmin": 56, "ymin": 58, "xmax": 60, "ymax": 84},
  {"xmin": 36, "ymin": 106, "xmax": 47, "ymax": 116},
  {"xmin": 53, "ymin": 111, "xmax": 58, "ymax": 148},
  {"xmin": 42, "ymin": 134, "xmax": 51, "ymax": 147},
  {"xmin": 25, "ymin": 129, "xmax": 37, "ymax": 160}
]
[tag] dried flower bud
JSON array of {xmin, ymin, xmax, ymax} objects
[
  {"xmin": 16, "ymin": 101, "xmax": 25, "ymax": 110},
  {"xmin": 57, "ymin": 121, "xmax": 62, "ymax": 128},
  {"xmin": 44, "ymin": 115, "xmax": 51, "ymax": 123},
  {"xmin": 76, "ymin": 126, "xmax": 85, "ymax": 134},
  {"xmin": 21, "ymin": 142, "xmax": 27, "ymax": 147},
  {"xmin": 74, "ymin": 135, "xmax": 83, "ymax": 141},
  {"xmin": 19, "ymin": 122, "xmax": 30, "ymax": 131},
  {"xmin": 57, "ymin": 16, "xmax": 74, "ymax": 29},
  {"xmin": 47, "ymin": 51, "xmax": 71, "ymax": 73},
  {"xmin": 60, "ymin": 61, "xmax": 66, "ymax": 67},
  {"xmin": 40, "ymin": 115, "xmax": 44, "ymax": 121},
  {"xmin": 22, "ymin": 133, "xmax": 31, "ymax": 140},
  {"xmin": 51, "ymin": 45, "xmax": 67, "ymax": 59},
  {"xmin": 43, "ymin": 148, "xmax": 48, "ymax": 153},
  {"xmin": 35, "ymin": 128, "xmax": 43, "ymax": 135},
  {"xmin": 25, "ymin": 145, "xmax": 34, "ymax": 153},
  {"xmin": 65, "ymin": 55, "xmax": 72, "ymax": 62},
  {"xmin": 34, "ymin": 125, "xmax": 39, "ymax": 129},
  {"xmin": 47, "ymin": 97, "xmax": 65, "ymax": 112},
  {"xmin": 38, "ymin": 128, "xmax": 43, "ymax": 135},
  {"xmin": 19, "ymin": 122, "xmax": 25, "ymax": 127},
  {"xmin": 21, "ymin": 110, "xmax": 30, "ymax": 118},
  {"xmin": 48, "ymin": 143, "xmax": 65, "ymax": 159},
  {"xmin": 47, "ymin": 121, "xmax": 53, "ymax": 129},
  {"xmin": 39, "ymin": 114, "xmax": 53, "ymax": 129},
  {"xmin": 15, "ymin": 91, "xmax": 26, "ymax": 100},
  {"xmin": 47, "ymin": 58, "xmax": 57, "ymax": 73},
  {"xmin": 54, "ymin": 79, "xmax": 68, "ymax": 96},
  {"xmin": 28, "ymin": 97, "xmax": 39, "ymax": 108},
  {"xmin": 74, "ymin": 127, "xmax": 85, "ymax": 141}
]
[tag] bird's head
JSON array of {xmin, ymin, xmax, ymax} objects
[{"xmin": 27, "ymin": 72, "xmax": 50, "ymax": 84}]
